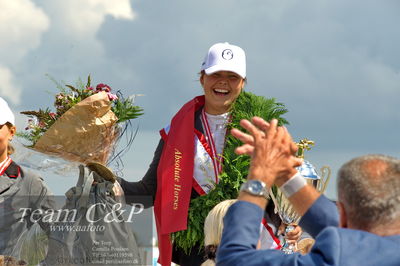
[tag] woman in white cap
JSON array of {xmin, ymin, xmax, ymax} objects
[
  {"xmin": 119, "ymin": 43, "xmax": 302, "ymax": 266},
  {"xmin": 0, "ymin": 97, "xmax": 54, "ymax": 261}
]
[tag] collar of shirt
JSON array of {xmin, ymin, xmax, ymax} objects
[{"xmin": 204, "ymin": 112, "xmax": 230, "ymax": 130}]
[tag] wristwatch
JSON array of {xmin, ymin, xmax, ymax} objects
[{"xmin": 240, "ymin": 180, "xmax": 269, "ymax": 199}]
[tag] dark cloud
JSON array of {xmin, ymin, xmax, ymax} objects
[{"xmin": 5, "ymin": 1, "xmax": 400, "ymax": 194}]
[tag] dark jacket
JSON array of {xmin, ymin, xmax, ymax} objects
[{"xmin": 0, "ymin": 161, "xmax": 54, "ymax": 257}]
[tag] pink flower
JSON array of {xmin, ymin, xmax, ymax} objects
[
  {"xmin": 104, "ymin": 84, "xmax": 111, "ymax": 92},
  {"xmin": 96, "ymin": 83, "xmax": 111, "ymax": 92},
  {"xmin": 49, "ymin": 112, "xmax": 57, "ymax": 119},
  {"xmin": 56, "ymin": 94, "xmax": 64, "ymax": 100},
  {"xmin": 96, "ymin": 83, "xmax": 105, "ymax": 90},
  {"xmin": 107, "ymin": 92, "xmax": 118, "ymax": 101},
  {"xmin": 87, "ymin": 86, "xmax": 94, "ymax": 91},
  {"xmin": 25, "ymin": 127, "xmax": 29, "ymax": 130}
]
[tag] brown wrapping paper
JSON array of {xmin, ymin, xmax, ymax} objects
[{"xmin": 33, "ymin": 92, "xmax": 118, "ymax": 164}]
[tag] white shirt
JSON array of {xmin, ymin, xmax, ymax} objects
[{"xmin": 204, "ymin": 112, "xmax": 230, "ymax": 156}]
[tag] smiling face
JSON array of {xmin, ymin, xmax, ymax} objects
[{"xmin": 200, "ymin": 71, "xmax": 245, "ymax": 115}]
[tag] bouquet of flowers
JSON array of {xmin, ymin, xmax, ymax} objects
[{"xmin": 19, "ymin": 75, "xmax": 143, "ymax": 165}]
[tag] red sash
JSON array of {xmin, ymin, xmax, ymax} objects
[
  {"xmin": 154, "ymin": 96, "xmax": 205, "ymax": 265},
  {"xmin": 260, "ymin": 218, "xmax": 281, "ymax": 250}
]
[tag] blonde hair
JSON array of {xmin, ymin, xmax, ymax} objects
[
  {"xmin": 204, "ymin": 199, "xmax": 237, "ymax": 247},
  {"xmin": 202, "ymin": 199, "xmax": 237, "ymax": 265}
]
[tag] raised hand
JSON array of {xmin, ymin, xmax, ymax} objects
[{"xmin": 231, "ymin": 117, "xmax": 302, "ymax": 187}]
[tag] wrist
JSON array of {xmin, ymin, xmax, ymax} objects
[
  {"xmin": 240, "ymin": 179, "xmax": 269, "ymax": 199},
  {"xmin": 279, "ymin": 172, "xmax": 307, "ymax": 198},
  {"xmin": 275, "ymin": 169, "xmax": 299, "ymax": 187},
  {"xmin": 247, "ymin": 169, "xmax": 275, "ymax": 188}
]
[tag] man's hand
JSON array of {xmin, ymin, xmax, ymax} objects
[
  {"xmin": 231, "ymin": 117, "xmax": 269, "ymax": 156},
  {"xmin": 233, "ymin": 117, "xmax": 321, "ymax": 216},
  {"xmin": 232, "ymin": 117, "xmax": 302, "ymax": 187}
]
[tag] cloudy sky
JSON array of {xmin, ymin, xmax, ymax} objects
[{"xmin": 1, "ymin": 0, "xmax": 399, "ymax": 199}]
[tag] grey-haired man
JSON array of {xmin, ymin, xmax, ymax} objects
[{"xmin": 217, "ymin": 117, "xmax": 400, "ymax": 266}]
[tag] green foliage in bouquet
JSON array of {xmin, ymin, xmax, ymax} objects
[
  {"xmin": 19, "ymin": 75, "xmax": 143, "ymax": 146},
  {"xmin": 112, "ymin": 96, "xmax": 144, "ymax": 123},
  {"xmin": 17, "ymin": 108, "xmax": 56, "ymax": 146},
  {"xmin": 171, "ymin": 91, "xmax": 289, "ymax": 253}
]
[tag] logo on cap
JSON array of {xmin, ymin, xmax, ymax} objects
[{"xmin": 221, "ymin": 49, "xmax": 233, "ymax": 60}]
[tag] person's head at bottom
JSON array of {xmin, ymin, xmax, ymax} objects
[
  {"xmin": 202, "ymin": 199, "xmax": 237, "ymax": 266},
  {"xmin": 337, "ymin": 154, "xmax": 400, "ymax": 235},
  {"xmin": 200, "ymin": 42, "xmax": 246, "ymax": 115}
]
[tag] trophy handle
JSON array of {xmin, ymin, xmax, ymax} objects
[{"xmin": 318, "ymin": 166, "xmax": 331, "ymax": 193}]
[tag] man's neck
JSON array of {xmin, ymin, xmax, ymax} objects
[
  {"xmin": 350, "ymin": 219, "xmax": 400, "ymax": 236},
  {"xmin": 368, "ymin": 220, "xmax": 400, "ymax": 236}
]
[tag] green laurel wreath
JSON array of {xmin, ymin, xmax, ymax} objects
[{"xmin": 171, "ymin": 91, "xmax": 289, "ymax": 253}]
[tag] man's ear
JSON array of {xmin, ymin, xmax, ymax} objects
[{"xmin": 337, "ymin": 201, "xmax": 348, "ymax": 228}]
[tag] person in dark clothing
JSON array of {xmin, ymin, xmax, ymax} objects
[{"xmin": 0, "ymin": 97, "xmax": 54, "ymax": 261}]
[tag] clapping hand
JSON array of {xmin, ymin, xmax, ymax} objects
[{"xmin": 231, "ymin": 117, "xmax": 302, "ymax": 187}]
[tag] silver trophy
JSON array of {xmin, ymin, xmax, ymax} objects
[
  {"xmin": 269, "ymin": 187, "xmax": 301, "ymax": 254},
  {"xmin": 269, "ymin": 139, "xmax": 331, "ymax": 254}
]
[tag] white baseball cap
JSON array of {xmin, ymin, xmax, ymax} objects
[
  {"xmin": 201, "ymin": 42, "xmax": 246, "ymax": 79},
  {"xmin": 0, "ymin": 97, "xmax": 15, "ymax": 125}
]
